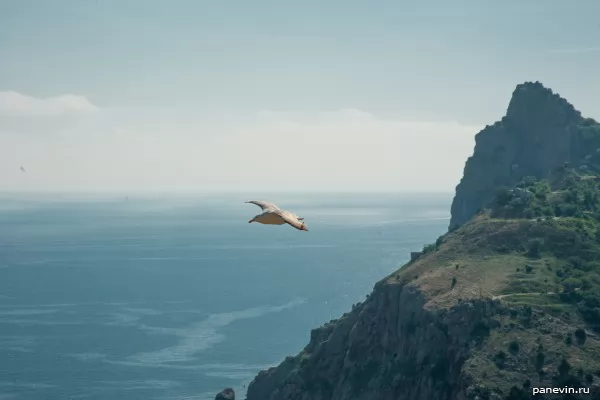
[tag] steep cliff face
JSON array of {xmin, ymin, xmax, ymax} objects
[
  {"xmin": 247, "ymin": 282, "xmax": 499, "ymax": 400},
  {"xmin": 449, "ymin": 81, "xmax": 594, "ymax": 229},
  {"xmin": 245, "ymin": 83, "xmax": 600, "ymax": 400},
  {"xmin": 246, "ymin": 211, "xmax": 600, "ymax": 400}
]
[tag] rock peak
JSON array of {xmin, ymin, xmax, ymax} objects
[
  {"xmin": 512, "ymin": 81, "xmax": 555, "ymax": 98},
  {"xmin": 506, "ymin": 81, "xmax": 581, "ymax": 122},
  {"xmin": 449, "ymin": 82, "xmax": 595, "ymax": 229}
]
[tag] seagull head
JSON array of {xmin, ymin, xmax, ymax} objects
[{"xmin": 300, "ymin": 223, "xmax": 309, "ymax": 232}]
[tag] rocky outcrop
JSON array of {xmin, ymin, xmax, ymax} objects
[
  {"xmin": 244, "ymin": 82, "xmax": 600, "ymax": 400},
  {"xmin": 215, "ymin": 388, "xmax": 235, "ymax": 400},
  {"xmin": 246, "ymin": 283, "xmax": 500, "ymax": 400},
  {"xmin": 449, "ymin": 81, "xmax": 598, "ymax": 229}
]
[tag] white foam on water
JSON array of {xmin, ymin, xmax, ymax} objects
[{"xmin": 126, "ymin": 298, "xmax": 306, "ymax": 366}]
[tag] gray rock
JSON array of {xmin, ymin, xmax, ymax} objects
[
  {"xmin": 215, "ymin": 388, "xmax": 235, "ymax": 400},
  {"xmin": 246, "ymin": 284, "xmax": 500, "ymax": 400},
  {"xmin": 449, "ymin": 81, "xmax": 590, "ymax": 229}
]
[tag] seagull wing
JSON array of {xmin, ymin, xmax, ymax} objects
[
  {"xmin": 276, "ymin": 210, "xmax": 305, "ymax": 230},
  {"xmin": 245, "ymin": 200, "xmax": 280, "ymax": 212}
]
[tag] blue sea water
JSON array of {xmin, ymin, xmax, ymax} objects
[{"xmin": 0, "ymin": 193, "xmax": 451, "ymax": 400}]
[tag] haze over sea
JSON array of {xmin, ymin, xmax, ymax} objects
[{"xmin": 0, "ymin": 193, "xmax": 450, "ymax": 400}]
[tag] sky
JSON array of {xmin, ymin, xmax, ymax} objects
[{"xmin": 0, "ymin": 0, "xmax": 599, "ymax": 193}]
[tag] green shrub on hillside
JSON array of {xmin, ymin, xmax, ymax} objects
[{"xmin": 488, "ymin": 170, "xmax": 600, "ymax": 332}]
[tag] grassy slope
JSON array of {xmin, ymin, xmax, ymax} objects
[
  {"xmin": 381, "ymin": 170, "xmax": 600, "ymax": 397},
  {"xmin": 389, "ymin": 215, "xmax": 567, "ymax": 310}
]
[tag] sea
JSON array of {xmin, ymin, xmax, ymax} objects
[{"xmin": 0, "ymin": 192, "xmax": 451, "ymax": 400}]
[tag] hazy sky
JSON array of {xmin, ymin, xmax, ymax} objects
[{"xmin": 1, "ymin": 0, "xmax": 599, "ymax": 193}]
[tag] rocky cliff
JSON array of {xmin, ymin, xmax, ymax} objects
[
  {"xmin": 244, "ymin": 83, "xmax": 600, "ymax": 400},
  {"xmin": 449, "ymin": 81, "xmax": 599, "ymax": 229},
  {"xmin": 246, "ymin": 282, "xmax": 500, "ymax": 400}
]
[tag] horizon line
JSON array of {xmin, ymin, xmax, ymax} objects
[{"xmin": 0, "ymin": 189, "xmax": 455, "ymax": 196}]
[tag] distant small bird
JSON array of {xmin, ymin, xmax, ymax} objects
[
  {"xmin": 246, "ymin": 200, "xmax": 308, "ymax": 231},
  {"xmin": 20, "ymin": 166, "xmax": 25, "ymax": 173}
]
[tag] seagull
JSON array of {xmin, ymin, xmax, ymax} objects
[
  {"xmin": 246, "ymin": 200, "xmax": 308, "ymax": 231},
  {"xmin": 20, "ymin": 166, "xmax": 26, "ymax": 173}
]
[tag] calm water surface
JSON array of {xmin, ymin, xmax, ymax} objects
[{"xmin": 0, "ymin": 193, "xmax": 451, "ymax": 399}]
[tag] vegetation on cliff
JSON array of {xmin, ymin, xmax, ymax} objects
[
  {"xmin": 423, "ymin": 167, "xmax": 600, "ymax": 326},
  {"xmin": 402, "ymin": 167, "xmax": 600, "ymax": 399},
  {"xmin": 401, "ymin": 132, "xmax": 600, "ymax": 397},
  {"xmin": 449, "ymin": 81, "xmax": 600, "ymax": 230},
  {"xmin": 245, "ymin": 83, "xmax": 600, "ymax": 400}
]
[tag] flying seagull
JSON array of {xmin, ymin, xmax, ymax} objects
[
  {"xmin": 20, "ymin": 166, "xmax": 26, "ymax": 173},
  {"xmin": 246, "ymin": 200, "xmax": 308, "ymax": 231}
]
